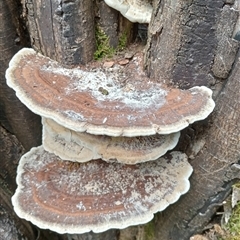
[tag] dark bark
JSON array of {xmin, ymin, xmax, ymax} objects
[
  {"xmin": 145, "ymin": 0, "xmax": 239, "ymax": 88},
  {"xmin": 0, "ymin": 0, "xmax": 41, "ymax": 151},
  {"xmin": 23, "ymin": 0, "xmax": 96, "ymax": 65},
  {"xmin": 151, "ymin": 48, "xmax": 240, "ymax": 239},
  {"xmin": 95, "ymin": 0, "xmax": 135, "ymax": 52},
  {"xmin": 98, "ymin": 0, "xmax": 119, "ymax": 48}
]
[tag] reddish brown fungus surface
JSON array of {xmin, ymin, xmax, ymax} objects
[
  {"xmin": 6, "ymin": 48, "xmax": 215, "ymax": 136},
  {"xmin": 12, "ymin": 146, "xmax": 192, "ymax": 234}
]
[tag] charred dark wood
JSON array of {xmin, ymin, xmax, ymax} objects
[
  {"xmin": 23, "ymin": 0, "xmax": 96, "ymax": 65},
  {"xmin": 145, "ymin": 0, "xmax": 239, "ymax": 88},
  {"xmin": 151, "ymin": 49, "xmax": 240, "ymax": 239},
  {"xmin": 0, "ymin": 0, "xmax": 41, "ymax": 151},
  {"xmin": 0, "ymin": 126, "xmax": 36, "ymax": 240}
]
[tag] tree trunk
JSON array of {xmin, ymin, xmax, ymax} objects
[
  {"xmin": 151, "ymin": 49, "xmax": 240, "ymax": 239},
  {"xmin": 1, "ymin": 0, "xmax": 240, "ymax": 239},
  {"xmin": 145, "ymin": 0, "xmax": 239, "ymax": 89},
  {"xmin": 0, "ymin": 0, "xmax": 42, "ymax": 151},
  {"xmin": 23, "ymin": 0, "xmax": 96, "ymax": 65}
]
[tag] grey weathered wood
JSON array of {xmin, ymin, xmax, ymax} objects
[
  {"xmin": 151, "ymin": 47, "xmax": 240, "ymax": 239},
  {"xmin": 211, "ymin": 5, "xmax": 239, "ymax": 79},
  {"xmin": 0, "ymin": 0, "xmax": 41, "ymax": 151},
  {"xmin": 96, "ymin": 0, "xmax": 135, "ymax": 51},
  {"xmin": 145, "ymin": 0, "xmax": 239, "ymax": 88},
  {"xmin": 98, "ymin": 0, "xmax": 119, "ymax": 48},
  {"xmin": 24, "ymin": 0, "xmax": 95, "ymax": 65}
]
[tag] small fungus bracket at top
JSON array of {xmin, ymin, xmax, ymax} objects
[
  {"xmin": 6, "ymin": 48, "xmax": 215, "ymax": 137},
  {"xmin": 104, "ymin": 0, "xmax": 153, "ymax": 23}
]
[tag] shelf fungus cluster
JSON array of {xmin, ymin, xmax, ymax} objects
[{"xmin": 6, "ymin": 48, "xmax": 215, "ymax": 234}]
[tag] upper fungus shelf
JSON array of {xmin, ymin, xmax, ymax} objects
[{"xmin": 6, "ymin": 48, "xmax": 215, "ymax": 137}]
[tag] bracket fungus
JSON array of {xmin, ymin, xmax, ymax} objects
[
  {"xmin": 42, "ymin": 117, "xmax": 180, "ymax": 164},
  {"xmin": 6, "ymin": 46, "xmax": 216, "ymax": 234},
  {"xmin": 12, "ymin": 146, "xmax": 193, "ymax": 234},
  {"xmin": 6, "ymin": 48, "xmax": 215, "ymax": 137},
  {"xmin": 104, "ymin": 0, "xmax": 153, "ymax": 23}
]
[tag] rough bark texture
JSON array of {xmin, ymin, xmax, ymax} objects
[
  {"xmin": 0, "ymin": 126, "xmax": 36, "ymax": 240},
  {"xmin": 145, "ymin": 0, "xmax": 239, "ymax": 88},
  {"xmin": 211, "ymin": 4, "xmax": 239, "ymax": 79},
  {"xmin": 151, "ymin": 49, "xmax": 240, "ymax": 240},
  {"xmin": 0, "ymin": 0, "xmax": 41, "ymax": 151},
  {"xmin": 98, "ymin": 0, "xmax": 119, "ymax": 48},
  {"xmin": 96, "ymin": 0, "xmax": 135, "ymax": 51},
  {"xmin": 1, "ymin": 0, "xmax": 240, "ymax": 239},
  {"xmin": 23, "ymin": 0, "xmax": 95, "ymax": 65}
]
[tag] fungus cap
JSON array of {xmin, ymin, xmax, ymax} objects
[
  {"xmin": 104, "ymin": 0, "xmax": 152, "ymax": 23},
  {"xmin": 6, "ymin": 48, "xmax": 215, "ymax": 137},
  {"xmin": 12, "ymin": 146, "xmax": 192, "ymax": 234},
  {"xmin": 42, "ymin": 117, "xmax": 180, "ymax": 164}
]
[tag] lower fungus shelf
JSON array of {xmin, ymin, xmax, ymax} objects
[{"xmin": 12, "ymin": 146, "xmax": 193, "ymax": 234}]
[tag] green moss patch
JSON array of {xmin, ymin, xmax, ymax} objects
[{"xmin": 94, "ymin": 26, "xmax": 115, "ymax": 60}]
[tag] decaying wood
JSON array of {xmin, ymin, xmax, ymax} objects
[
  {"xmin": 211, "ymin": 5, "xmax": 239, "ymax": 79},
  {"xmin": 23, "ymin": 0, "xmax": 95, "ymax": 65},
  {"xmin": 0, "ymin": 0, "xmax": 41, "ymax": 151},
  {"xmin": 97, "ymin": 0, "xmax": 119, "ymax": 48},
  {"xmin": 145, "ymin": 0, "xmax": 239, "ymax": 88},
  {"xmin": 96, "ymin": 0, "xmax": 135, "ymax": 49},
  {"xmin": 151, "ymin": 49, "xmax": 240, "ymax": 240}
]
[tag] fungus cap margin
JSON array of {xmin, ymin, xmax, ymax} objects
[
  {"xmin": 12, "ymin": 146, "xmax": 193, "ymax": 234},
  {"xmin": 6, "ymin": 48, "xmax": 215, "ymax": 137},
  {"xmin": 42, "ymin": 117, "xmax": 180, "ymax": 164}
]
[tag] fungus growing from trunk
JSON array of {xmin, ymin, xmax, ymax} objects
[
  {"xmin": 12, "ymin": 146, "xmax": 192, "ymax": 234},
  {"xmin": 42, "ymin": 117, "xmax": 180, "ymax": 164},
  {"xmin": 104, "ymin": 0, "xmax": 153, "ymax": 23},
  {"xmin": 6, "ymin": 48, "xmax": 215, "ymax": 137}
]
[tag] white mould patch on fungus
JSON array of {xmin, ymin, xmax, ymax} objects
[
  {"xmin": 64, "ymin": 110, "xmax": 87, "ymax": 122},
  {"xmin": 76, "ymin": 202, "xmax": 86, "ymax": 211},
  {"xmin": 41, "ymin": 64, "xmax": 168, "ymax": 110},
  {"xmin": 12, "ymin": 146, "xmax": 193, "ymax": 234}
]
